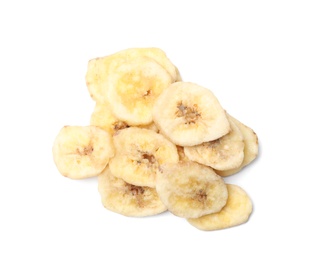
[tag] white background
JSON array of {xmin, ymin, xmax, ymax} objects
[{"xmin": 1, "ymin": 0, "xmax": 313, "ymax": 259}]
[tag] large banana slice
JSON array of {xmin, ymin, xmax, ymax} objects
[
  {"xmin": 52, "ymin": 126, "xmax": 114, "ymax": 179},
  {"xmin": 152, "ymin": 82, "xmax": 230, "ymax": 146},
  {"xmin": 184, "ymin": 116, "xmax": 244, "ymax": 170},
  {"xmin": 107, "ymin": 56, "xmax": 173, "ymax": 125},
  {"xmin": 98, "ymin": 167, "xmax": 167, "ymax": 217},
  {"xmin": 156, "ymin": 161, "xmax": 228, "ymax": 218},
  {"xmin": 216, "ymin": 116, "xmax": 258, "ymax": 177},
  {"xmin": 85, "ymin": 47, "xmax": 179, "ymax": 102},
  {"xmin": 187, "ymin": 184, "xmax": 253, "ymax": 231},
  {"xmin": 109, "ymin": 127, "xmax": 179, "ymax": 187}
]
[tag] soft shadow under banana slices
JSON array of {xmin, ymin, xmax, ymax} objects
[
  {"xmin": 98, "ymin": 167, "xmax": 167, "ymax": 217},
  {"xmin": 109, "ymin": 127, "xmax": 179, "ymax": 188},
  {"xmin": 184, "ymin": 115, "xmax": 245, "ymax": 171},
  {"xmin": 187, "ymin": 184, "xmax": 253, "ymax": 231}
]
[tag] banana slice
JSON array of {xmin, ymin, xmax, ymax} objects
[
  {"xmin": 152, "ymin": 82, "xmax": 230, "ymax": 146},
  {"xmin": 107, "ymin": 56, "xmax": 173, "ymax": 125},
  {"xmin": 184, "ymin": 116, "xmax": 244, "ymax": 170},
  {"xmin": 177, "ymin": 146, "xmax": 190, "ymax": 162},
  {"xmin": 216, "ymin": 116, "xmax": 258, "ymax": 177},
  {"xmin": 109, "ymin": 127, "xmax": 179, "ymax": 187},
  {"xmin": 90, "ymin": 101, "xmax": 130, "ymax": 135},
  {"xmin": 85, "ymin": 47, "xmax": 178, "ymax": 102},
  {"xmin": 187, "ymin": 184, "xmax": 253, "ymax": 231},
  {"xmin": 156, "ymin": 161, "xmax": 228, "ymax": 218},
  {"xmin": 98, "ymin": 167, "xmax": 167, "ymax": 217},
  {"xmin": 52, "ymin": 126, "xmax": 114, "ymax": 179}
]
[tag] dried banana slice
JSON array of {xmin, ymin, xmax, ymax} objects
[
  {"xmin": 109, "ymin": 127, "xmax": 179, "ymax": 187},
  {"xmin": 216, "ymin": 115, "xmax": 258, "ymax": 177},
  {"xmin": 52, "ymin": 126, "xmax": 114, "ymax": 179},
  {"xmin": 187, "ymin": 184, "xmax": 253, "ymax": 231},
  {"xmin": 98, "ymin": 167, "xmax": 167, "ymax": 217},
  {"xmin": 156, "ymin": 161, "xmax": 228, "ymax": 218},
  {"xmin": 152, "ymin": 82, "xmax": 230, "ymax": 146},
  {"xmin": 85, "ymin": 47, "xmax": 178, "ymax": 102},
  {"xmin": 184, "ymin": 116, "xmax": 244, "ymax": 170}
]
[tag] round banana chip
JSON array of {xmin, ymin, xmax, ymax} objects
[
  {"xmin": 52, "ymin": 126, "xmax": 114, "ymax": 179},
  {"xmin": 153, "ymin": 82, "xmax": 230, "ymax": 146},
  {"xmin": 216, "ymin": 115, "xmax": 258, "ymax": 177},
  {"xmin": 98, "ymin": 167, "xmax": 167, "ymax": 217},
  {"xmin": 187, "ymin": 184, "xmax": 253, "ymax": 231},
  {"xmin": 109, "ymin": 127, "xmax": 179, "ymax": 187},
  {"xmin": 184, "ymin": 116, "xmax": 244, "ymax": 171},
  {"xmin": 156, "ymin": 161, "xmax": 228, "ymax": 218}
]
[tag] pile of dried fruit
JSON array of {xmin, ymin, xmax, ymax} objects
[{"xmin": 52, "ymin": 48, "xmax": 258, "ymax": 231}]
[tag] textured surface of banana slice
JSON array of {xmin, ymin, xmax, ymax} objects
[
  {"xmin": 107, "ymin": 56, "xmax": 173, "ymax": 125},
  {"xmin": 156, "ymin": 161, "xmax": 228, "ymax": 218},
  {"xmin": 187, "ymin": 184, "xmax": 253, "ymax": 231},
  {"xmin": 216, "ymin": 116, "xmax": 258, "ymax": 177},
  {"xmin": 85, "ymin": 47, "xmax": 178, "ymax": 102},
  {"xmin": 52, "ymin": 126, "xmax": 114, "ymax": 179},
  {"xmin": 153, "ymin": 82, "xmax": 230, "ymax": 146},
  {"xmin": 109, "ymin": 127, "xmax": 179, "ymax": 187},
  {"xmin": 184, "ymin": 116, "xmax": 244, "ymax": 170},
  {"xmin": 98, "ymin": 167, "xmax": 167, "ymax": 217}
]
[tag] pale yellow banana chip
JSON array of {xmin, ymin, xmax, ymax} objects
[
  {"xmin": 184, "ymin": 116, "xmax": 244, "ymax": 170},
  {"xmin": 153, "ymin": 82, "xmax": 230, "ymax": 146},
  {"xmin": 107, "ymin": 56, "xmax": 173, "ymax": 125},
  {"xmin": 216, "ymin": 115, "xmax": 258, "ymax": 177},
  {"xmin": 52, "ymin": 126, "xmax": 114, "ymax": 179},
  {"xmin": 109, "ymin": 127, "xmax": 179, "ymax": 187},
  {"xmin": 187, "ymin": 184, "xmax": 253, "ymax": 231},
  {"xmin": 156, "ymin": 161, "xmax": 228, "ymax": 218},
  {"xmin": 85, "ymin": 48, "xmax": 178, "ymax": 102},
  {"xmin": 98, "ymin": 167, "xmax": 167, "ymax": 217}
]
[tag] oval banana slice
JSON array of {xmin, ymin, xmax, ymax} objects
[
  {"xmin": 156, "ymin": 161, "xmax": 228, "ymax": 218},
  {"xmin": 184, "ymin": 116, "xmax": 244, "ymax": 171},
  {"xmin": 107, "ymin": 57, "xmax": 173, "ymax": 125},
  {"xmin": 52, "ymin": 126, "xmax": 114, "ymax": 179},
  {"xmin": 85, "ymin": 47, "xmax": 179, "ymax": 102},
  {"xmin": 109, "ymin": 127, "xmax": 179, "ymax": 188},
  {"xmin": 216, "ymin": 115, "xmax": 258, "ymax": 177},
  {"xmin": 187, "ymin": 184, "xmax": 253, "ymax": 231},
  {"xmin": 152, "ymin": 82, "xmax": 230, "ymax": 146},
  {"xmin": 98, "ymin": 167, "xmax": 167, "ymax": 217}
]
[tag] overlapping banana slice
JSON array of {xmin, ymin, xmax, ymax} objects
[
  {"xmin": 187, "ymin": 184, "xmax": 253, "ymax": 231},
  {"xmin": 109, "ymin": 127, "xmax": 179, "ymax": 187},
  {"xmin": 98, "ymin": 167, "xmax": 167, "ymax": 217},
  {"xmin": 216, "ymin": 116, "xmax": 258, "ymax": 177},
  {"xmin": 52, "ymin": 126, "xmax": 114, "ymax": 179},
  {"xmin": 153, "ymin": 82, "xmax": 230, "ymax": 146},
  {"xmin": 184, "ymin": 116, "xmax": 245, "ymax": 171},
  {"xmin": 156, "ymin": 162, "xmax": 228, "ymax": 218}
]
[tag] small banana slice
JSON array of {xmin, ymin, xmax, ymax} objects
[
  {"xmin": 184, "ymin": 116, "xmax": 244, "ymax": 170},
  {"xmin": 90, "ymin": 101, "xmax": 130, "ymax": 135},
  {"xmin": 98, "ymin": 167, "xmax": 167, "ymax": 217},
  {"xmin": 85, "ymin": 47, "xmax": 178, "ymax": 102},
  {"xmin": 187, "ymin": 184, "xmax": 253, "ymax": 231},
  {"xmin": 156, "ymin": 162, "xmax": 228, "ymax": 218},
  {"xmin": 177, "ymin": 146, "xmax": 190, "ymax": 162},
  {"xmin": 107, "ymin": 57, "xmax": 173, "ymax": 125},
  {"xmin": 52, "ymin": 126, "xmax": 114, "ymax": 179},
  {"xmin": 152, "ymin": 82, "xmax": 230, "ymax": 146},
  {"xmin": 216, "ymin": 116, "xmax": 258, "ymax": 177},
  {"xmin": 109, "ymin": 127, "xmax": 179, "ymax": 187}
]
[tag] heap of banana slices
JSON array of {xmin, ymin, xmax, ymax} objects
[{"xmin": 52, "ymin": 48, "xmax": 258, "ymax": 231}]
